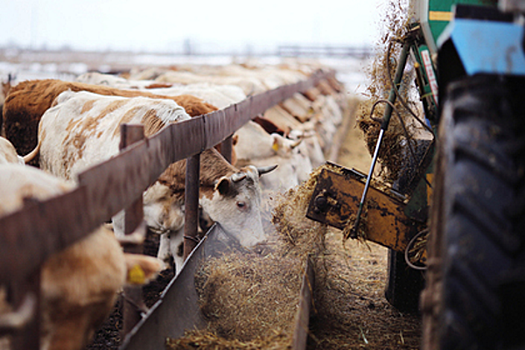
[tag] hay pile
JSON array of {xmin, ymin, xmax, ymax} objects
[
  {"xmin": 166, "ymin": 331, "xmax": 291, "ymax": 350},
  {"xmin": 195, "ymin": 251, "xmax": 303, "ymax": 342},
  {"xmin": 167, "ymin": 166, "xmax": 329, "ymax": 350}
]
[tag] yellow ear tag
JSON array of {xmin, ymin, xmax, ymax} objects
[
  {"xmin": 128, "ymin": 264, "xmax": 146, "ymax": 285},
  {"xmin": 272, "ymin": 142, "xmax": 279, "ymax": 152}
]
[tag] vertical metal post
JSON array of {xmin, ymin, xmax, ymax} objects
[
  {"xmin": 220, "ymin": 135, "xmax": 233, "ymax": 164},
  {"xmin": 183, "ymin": 154, "xmax": 200, "ymax": 260},
  {"xmin": 119, "ymin": 124, "xmax": 147, "ymax": 338}
]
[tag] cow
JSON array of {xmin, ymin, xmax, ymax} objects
[
  {"xmin": 147, "ymin": 83, "xmax": 247, "ymax": 110},
  {"xmin": 0, "ymin": 137, "xmax": 23, "ymax": 165},
  {"xmin": 26, "ymin": 90, "xmax": 275, "ymax": 273},
  {"xmin": 234, "ymin": 121, "xmax": 312, "ymax": 192},
  {"xmin": 75, "ymin": 72, "xmax": 173, "ymax": 90},
  {"xmin": 75, "ymin": 72, "xmax": 249, "ymax": 110},
  {"xmin": 2, "ymin": 79, "xmax": 218, "ymax": 163},
  {"xmin": 71, "ymin": 70, "xmax": 337, "ymax": 166},
  {"xmin": 154, "ymin": 71, "xmax": 267, "ymax": 96},
  {"xmin": 0, "ymin": 163, "xmax": 163, "ymax": 350},
  {"xmin": 252, "ymin": 116, "xmax": 325, "ymax": 169}
]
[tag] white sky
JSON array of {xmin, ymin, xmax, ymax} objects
[{"xmin": 1, "ymin": 0, "xmax": 388, "ymax": 53}]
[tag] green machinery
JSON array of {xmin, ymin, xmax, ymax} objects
[{"xmin": 307, "ymin": 0, "xmax": 525, "ymax": 348}]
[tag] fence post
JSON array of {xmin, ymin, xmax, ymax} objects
[
  {"xmin": 220, "ymin": 135, "xmax": 233, "ymax": 163},
  {"xmin": 183, "ymin": 154, "xmax": 200, "ymax": 260},
  {"xmin": 119, "ymin": 124, "xmax": 147, "ymax": 338}
]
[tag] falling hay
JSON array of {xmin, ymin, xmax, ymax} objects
[{"xmin": 357, "ymin": 0, "xmax": 422, "ymax": 184}]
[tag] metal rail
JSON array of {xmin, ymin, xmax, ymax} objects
[{"xmin": 0, "ymin": 69, "xmax": 334, "ymax": 348}]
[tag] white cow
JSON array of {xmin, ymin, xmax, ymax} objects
[
  {"xmin": 154, "ymin": 71, "xmax": 267, "ymax": 96},
  {"xmin": 75, "ymin": 72, "xmax": 170, "ymax": 91},
  {"xmin": 148, "ymin": 83, "xmax": 246, "ymax": 109},
  {"xmin": 31, "ymin": 90, "xmax": 274, "ymax": 273},
  {"xmin": 234, "ymin": 121, "xmax": 312, "ymax": 192}
]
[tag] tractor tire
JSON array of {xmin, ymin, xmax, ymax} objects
[
  {"xmin": 385, "ymin": 248, "xmax": 425, "ymax": 313},
  {"xmin": 422, "ymin": 75, "xmax": 525, "ymax": 350}
]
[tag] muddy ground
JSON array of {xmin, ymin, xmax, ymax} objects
[{"xmin": 87, "ymin": 95, "xmax": 422, "ymax": 350}]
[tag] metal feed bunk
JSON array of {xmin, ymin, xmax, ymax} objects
[{"xmin": 0, "ymin": 70, "xmax": 336, "ymax": 350}]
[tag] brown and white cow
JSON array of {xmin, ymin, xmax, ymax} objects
[
  {"xmin": 0, "ymin": 164, "xmax": 162, "ymax": 350},
  {"xmin": 2, "ymin": 79, "xmax": 218, "ymax": 163},
  {"xmin": 27, "ymin": 90, "xmax": 274, "ymax": 273}
]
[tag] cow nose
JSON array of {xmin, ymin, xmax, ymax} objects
[{"xmin": 253, "ymin": 241, "xmax": 271, "ymax": 255}]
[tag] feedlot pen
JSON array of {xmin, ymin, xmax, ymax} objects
[
  {"xmin": 88, "ymin": 96, "xmax": 422, "ymax": 350},
  {"xmin": 0, "ymin": 69, "xmax": 422, "ymax": 350}
]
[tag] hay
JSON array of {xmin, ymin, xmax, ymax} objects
[
  {"xmin": 168, "ymin": 166, "xmax": 330, "ymax": 349},
  {"xmin": 166, "ymin": 329, "xmax": 291, "ymax": 350},
  {"xmin": 195, "ymin": 251, "xmax": 303, "ymax": 342},
  {"xmin": 309, "ymin": 229, "xmax": 421, "ymax": 350}
]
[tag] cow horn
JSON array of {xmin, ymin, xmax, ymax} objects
[
  {"xmin": 116, "ymin": 221, "xmax": 147, "ymax": 247},
  {"xmin": 290, "ymin": 139, "xmax": 303, "ymax": 149},
  {"xmin": 231, "ymin": 172, "xmax": 247, "ymax": 183},
  {"xmin": 23, "ymin": 142, "xmax": 41, "ymax": 164},
  {"xmin": 257, "ymin": 164, "xmax": 278, "ymax": 176},
  {"xmin": 0, "ymin": 293, "xmax": 35, "ymax": 333}
]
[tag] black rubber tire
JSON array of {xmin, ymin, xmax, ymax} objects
[
  {"xmin": 385, "ymin": 248, "xmax": 425, "ymax": 313},
  {"xmin": 423, "ymin": 75, "xmax": 525, "ymax": 350}
]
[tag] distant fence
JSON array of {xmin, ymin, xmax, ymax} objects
[
  {"xmin": 277, "ymin": 45, "xmax": 373, "ymax": 59},
  {"xmin": 0, "ymin": 69, "xmax": 337, "ymax": 349}
]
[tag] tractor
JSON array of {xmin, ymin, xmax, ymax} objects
[{"xmin": 306, "ymin": 0, "xmax": 525, "ymax": 348}]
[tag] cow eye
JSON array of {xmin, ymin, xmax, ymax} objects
[{"xmin": 237, "ymin": 201, "xmax": 246, "ymax": 208}]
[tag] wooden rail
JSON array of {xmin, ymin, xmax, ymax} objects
[{"xmin": 0, "ymin": 69, "xmax": 336, "ymax": 348}]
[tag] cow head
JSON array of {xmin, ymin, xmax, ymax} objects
[
  {"xmin": 143, "ymin": 182, "xmax": 186, "ymax": 234},
  {"xmin": 200, "ymin": 165, "xmax": 277, "ymax": 249},
  {"xmin": 112, "ymin": 181, "xmax": 185, "ymax": 239}
]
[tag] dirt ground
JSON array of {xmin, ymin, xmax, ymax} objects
[{"xmin": 307, "ymin": 96, "xmax": 422, "ymax": 349}]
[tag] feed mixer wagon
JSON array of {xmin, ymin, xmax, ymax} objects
[{"xmin": 305, "ymin": 0, "xmax": 525, "ymax": 348}]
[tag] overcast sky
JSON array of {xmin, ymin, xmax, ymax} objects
[{"xmin": 1, "ymin": 0, "xmax": 387, "ymax": 53}]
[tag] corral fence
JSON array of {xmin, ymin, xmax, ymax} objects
[{"xmin": 0, "ymin": 69, "xmax": 337, "ymax": 349}]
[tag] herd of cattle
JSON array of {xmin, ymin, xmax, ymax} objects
[{"xmin": 0, "ymin": 61, "xmax": 347, "ymax": 350}]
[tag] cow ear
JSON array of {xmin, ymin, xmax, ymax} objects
[
  {"xmin": 124, "ymin": 254, "xmax": 163, "ymax": 285},
  {"xmin": 215, "ymin": 177, "xmax": 231, "ymax": 195}
]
